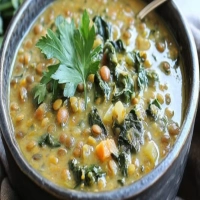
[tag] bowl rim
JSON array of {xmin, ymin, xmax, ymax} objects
[{"xmin": 0, "ymin": 0, "xmax": 199, "ymax": 199}]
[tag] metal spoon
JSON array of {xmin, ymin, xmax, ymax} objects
[{"xmin": 137, "ymin": 0, "xmax": 168, "ymax": 20}]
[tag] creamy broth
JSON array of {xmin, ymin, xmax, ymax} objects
[{"xmin": 10, "ymin": 0, "xmax": 184, "ymax": 192}]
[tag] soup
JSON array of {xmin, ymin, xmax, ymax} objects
[{"xmin": 10, "ymin": 0, "xmax": 184, "ymax": 192}]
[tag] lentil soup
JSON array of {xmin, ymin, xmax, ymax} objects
[{"xmin": 10, "ymin": 0, "xmax": 185, "ymax": 192}]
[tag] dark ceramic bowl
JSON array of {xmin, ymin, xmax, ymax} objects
[{"xmin": 0, "ymin": 0, "xmax": 199, "ymax": 199}]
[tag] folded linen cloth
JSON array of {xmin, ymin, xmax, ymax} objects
[{"xmin": 0, "ymin": 0, "xmax": 200, "ymax": 199}]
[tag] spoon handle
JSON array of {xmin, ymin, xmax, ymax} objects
[{"xmin": 137, "ymin": 0, "xmax": 168, "ymax": 20}]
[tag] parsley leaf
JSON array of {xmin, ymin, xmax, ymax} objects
[
  {"xmin": 35, "ymin": 11, "xmax": 102, "ymax": 107},
  {"xmin": 33, "ymin": 63, "xmax": 59, "ymax": 104},
  {"xmin": 33, "ymin": 83, "xmax": 47, "ymax": 104}
]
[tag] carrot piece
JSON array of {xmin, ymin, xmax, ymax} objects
[
  {"xmin": 96, "ymin": 139, "xmax": 118, "ymax": 162},
  {"xmin": 96, "ymin": 140, "xmax": 110, "ymax": 162}
]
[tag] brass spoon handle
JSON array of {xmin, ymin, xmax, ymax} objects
[{"xmin": 137, "ymin": 0, "xmax": 168, "ymax": 20}]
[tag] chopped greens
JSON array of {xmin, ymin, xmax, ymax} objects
[
  {"xmin": 93, "ymin": 15, "xmax": 112, "ymax": 43},
  {"xmin": 128, "ymin": 51, "xmax": 159, "ymax": 92},
  {"xmin": 111, "ymin": 149, "xmax": 131, "ymax": 178},
  {"xmin": 35, "ymin": 11, "xmax": 102, "ymax": 107},
  {"xmin": 111, "ymin": 39, "xmax": 126, "ymax": 53},
  {"xmin": 157, "ymin": 115, "xmax": 168, "ymax": 131},
  {"xmin": 112, "ymin": 65, "xmax": 134, "ymax": 104},
  {"xmin": 117, "ymin": 178, "xmax": 125, "ymax": 186},
  {"xmin": 94, "ymin": 72, "xmax": 111, "ymax": 101},
  {"xmin": 113, "ymin": 109, "xmax": 144, "ymax": 152},
  {"xmin": 38, "ymin": 133, "xmax": 61, "ymax": 148},
  {"xmin": 118, "ymin": 151, "xmax": 130, "ymax": 177},
  {"xmin": 88, "ymin": 107, "xmax": 107, "ymax": 135},
  {"xmin": 69, "ymin": 159, "xmax": 106, "ymax": 188},
  {"xmin": 134, "ymin": 52, "xmax": 148, "ymax": 91},
  {"xmin": 103, "ymin": 41, "xmax": 118, "ymax": 73},
  {"xmin": 146, "ymin": 99, "xmax": 161, "ymax": 120}
]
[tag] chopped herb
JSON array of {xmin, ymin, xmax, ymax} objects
[
  {"xmin": 146, "ymin": 69, "xmax": 159, "ymax": 82},
  {"xmin": 111, "ymin": 39, "xmax": 126, "ymax": 53},
  {"xmin": 157, "ymin": 115, "xmax": 168, "ymax": 131},
  {"xmin": 117, "ymin": 178, "xmax": 125, "ymax": 186},
  {"xmin": 103, "ymin": 41, "xmax": 118, "ymax": 73},
  {"xmin": 130, "ymin": 51, "xmax": 159, "ymax": 91},
  {"xmin": 38, "ymin": 133, "xmax": 61, "ymax": 148},
  {"xmin": 134, "ymin": 52, "xmax": 148, "ymax": 90},
  {"xmin": 112, "ymin": 150, "xmax": 130, "ymax": 177},
  {"xmin": 118, "ymin": 151, "xmax": 130, "ymax": 176},
  {"xmin": 93, "ymin": 15, "xmax": 112, "ymax": 43},
  {"xmin": 137, "ymin": 67, "xmax": 148, "ymax": 91},
  {"xmin": 146, "ymin": 99, "xmax": 161, "ymax": 120},
  {"xmin": 69, "ymin": 159, "xmax": 106, "ymax": 188},
  {"xmin": 88, "ymin": 107, "xmax": 107, "ymax": 135},
  {"xmin": 129, "ymin": 51, "xmax": 148, "ymax": 91},
  {"xmin": 35, "ymin": 11, "xmax": 102, "ymax": 107},
  {"xmin": 112, "ymin": 65, "xmax": 134, "ymax": 104}
]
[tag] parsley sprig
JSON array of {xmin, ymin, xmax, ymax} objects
[{"xmin": 35, "ymin": 11, "xmax": 102, "ymax": 107}]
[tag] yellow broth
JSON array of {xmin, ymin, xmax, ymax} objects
[{"xmin": 10, "ymin": 0, "xmax": 184, "ymax": 192}]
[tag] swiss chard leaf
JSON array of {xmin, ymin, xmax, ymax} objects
[
  {"xmin": 93, "ymin": 16, "xmax": 112, "ymax": 43},
  {"xmin": 94, "ymin": 72, "xmax": 111, "ymax": 101},
  {"xmin": 112, "ymin": 65, "xmax": 134, "ymax": 104},
  {"xmin": 137, "ymin": 67, "xmax": 148, "ymax": 91},
  {"xmin": 69, "ymin": 159, "xmax": 106, "ymax": 188},
  {"xmin": 146, "ymin": 99, "xmax": 161, "ymax": 120},
  {"xmin": 38, "ymin": 133, "xmax": 61, "ymax": 148},
  {"xmin": 111, "ymin": 39, "xmax": 126, "ymax": 53},
  {"xmin": 112, "ymin": 150, "xmax": 130, "ymax": 177},
  {"xmin": 113, "ymin": 109, "xmax": 144, "ymax": 152},
  {"xmin": 130, "ymin": 51, "xmax": 148, "ymax": 91},
  {"xmin": 129, "ymin": 51, "xmax": 159, "ymax": 92},
  {"xmin": 88, "ymin": 107, "xmax": 107, "ymax": 135},
  {"xmin": 103, "ymin": 41, "xmax": 118, "ymax": 73},
  {"xmin": 118, "ymin": 151, "xmax": 130, "ymax": 177}
]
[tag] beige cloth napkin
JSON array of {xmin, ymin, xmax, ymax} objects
[{"xmin": 0, "ymin": 0, "xmax": 200, "ymax": 199}]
